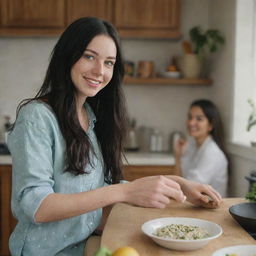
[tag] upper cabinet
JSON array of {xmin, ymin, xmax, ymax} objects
[
  {"xmin": 114, "ymin": 0, "xmax": 180, "ymax": 38},
  {"xmin": 67, "ymin": 0, "xmax": 113, "ymax": 25},
  {"xmin": 0, "ymin": 0, "xmax": 66, "ymax": 35},
  {"xmin": 0, "ymin": 0, "xmax": 180, "ymax": 38}
]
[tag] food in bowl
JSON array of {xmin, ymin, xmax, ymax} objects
[
  {"xmin": 226, "ymin": 255, "xmax": 256, "ymax": 256},
  {"xmin": 141, "ymin": 217, "xmax": 222, "ymax": 251},
  {"xmin": 155, "ymin": 224, "xmax": 210, "ymax": 240},
  {"xmin": 212, "ymin": 245, "xmax": 256, "ymax": 256}
]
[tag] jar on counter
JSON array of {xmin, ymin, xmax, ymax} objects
[{"xmin": 150, "ymin": 130, "xmax": 163, "ymax": 152}]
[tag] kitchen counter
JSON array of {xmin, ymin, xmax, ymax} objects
[
  {"xmin": 0, "ymin": 155, "xmax": 12, "ymax": 165},
  {"xmin": 0, "ymin": 152, "xmax": 175, "ymax": 166},
  {"xmin": 124, "ymin": 152, "xmax": 175, "ymax": 166}
]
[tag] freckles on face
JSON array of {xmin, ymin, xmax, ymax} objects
[
  {"xmin": 71, "ymin": 34, "xmax": 117, "ymax": 101},
  {"xmin": 186, "ymin": 106, "xmax": 212, "ymax": 140}
]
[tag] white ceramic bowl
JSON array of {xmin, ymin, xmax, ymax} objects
[
  {"xmin": 141, "ymin": 217, "xmax": 222, "ymax": 251},
  {"xmin": 212, "ymin": 245, "xmax": 256, "ymax": 256},
  {"xmin": 161, "ymin": 71, "xmax": 181, "ymax": 78}
]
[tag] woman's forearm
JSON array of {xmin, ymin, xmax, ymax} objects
[
  {"xmin": 35, "ymin": 184, "xmax": 125, "ymax": 223},
  {"xmin": 35, "ymin": 175, "xmax": 187, "ymax": 223}
]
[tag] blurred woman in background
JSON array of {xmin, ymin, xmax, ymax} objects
[{"xmin": 174, "ymin": 99, "xmax": 228, "ymax": 197}]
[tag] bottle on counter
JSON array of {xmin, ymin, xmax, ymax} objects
[
  {"xmin": 150, "ymin": 129, "xmax": 163, "ymax": 152},
  {"xmin": 124, "ymin": 118, "xmax": 139, "ymax": 151}
]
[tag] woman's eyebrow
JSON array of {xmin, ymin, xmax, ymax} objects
[{"xmin": 85, "ymin": 49, "xmax": 116, "ymax": 59}]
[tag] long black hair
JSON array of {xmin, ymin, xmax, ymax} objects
[
  {"xmin": 13, "ymin": 17, "xmax": 127, "ymax": 184},
  {"xmin": 190, "ymin": 99, "xmax": 227, "ymax": 157}
]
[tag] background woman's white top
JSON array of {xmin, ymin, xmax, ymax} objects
[{"xmin": 181, "ymin": 136, "xmax": 228, "ymax": 197}]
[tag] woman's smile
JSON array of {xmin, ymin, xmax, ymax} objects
[{"xmin": 83, "ymin": 76, "xmax": 102, "ymax": 87}]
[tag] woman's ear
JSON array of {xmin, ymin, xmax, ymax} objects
[{"xmin": 208, "ymin": 121, "xmax": 213, "ymax": 133}]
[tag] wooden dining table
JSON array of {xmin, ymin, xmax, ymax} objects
[{"xmin": 101, "ymin": 198, "xmax": 255, "ymax": 255}]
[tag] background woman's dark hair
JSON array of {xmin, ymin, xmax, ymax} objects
[
  {"xmin": 13, "ymin": 17, "xmax": 127, "ymax": 184},
  {"xmin": 190, "ymin": 99, "xmax": 228, "ymax": 158}
]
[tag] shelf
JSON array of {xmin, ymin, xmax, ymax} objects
[{"xmin": 123, "ymin": 76, "xmax": 213, "ymax": 85}]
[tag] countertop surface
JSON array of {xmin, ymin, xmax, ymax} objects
[
  {"xmin": 0, "ymin": 155, "xmax": 12, "ymax": 165},
  {"xmin": 0, "ymin": 152, "xmax": 175, "ymax": 166},
  {"xmin": 101, "ymin": 198, "xmax": 254, "ymax": 255},
  {"xmin": 124, "ymin": 152, "xmax": 175, "ymax": 166}
]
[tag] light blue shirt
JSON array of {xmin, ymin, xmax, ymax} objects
[{"xmin": 7, "ymin": 101, "xmax": 106, "ymax": 256}]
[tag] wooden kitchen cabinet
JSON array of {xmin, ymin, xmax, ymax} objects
[
  {"xmin": 114, "ymin": 0, "xmax": 181, "ymax": 38},
  {"xmin": 122, "ymin": 165, "xmax": 177, "ymax": 181},
  {"xmin": 0, "ymin": 0, "xmax": 66, "ymax": 36},
  {"xmin": 67, "ymin": 0, "xmax": 113, "ymax": 24},
  {"xmin": 0, "ymin": 0, "xmax": 112, "ymax": 36},
  {"xmin": 0, "ymin": 165, "xmax": 16, "ymax": 256},
  {"xmin": 0, "ymin": 0, "xmax": 181, "ymax": 38}
]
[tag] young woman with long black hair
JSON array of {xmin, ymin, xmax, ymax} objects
[
  {"xmin": 174, "ymin": 99, "xmax": 228, "ymax": 197},
  {"xmin": 8, "ymin": 18, "xmax": 222, "ymax": 256}
]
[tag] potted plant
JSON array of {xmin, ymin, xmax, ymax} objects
[
  {"xmin": 189, "ymin": 26, "xmax": 225, "ymax": 57},
  {"xmin": 247, "ymin": 98, "xmax": 256, "ymax": 146},
  {"xmin": 181, "ymin": 26, "xmax": 225, "ymax": 78}
]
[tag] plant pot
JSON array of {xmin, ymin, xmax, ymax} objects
[{"xmin": 179, "ymin": 54, "xmax": 202, "ymax": 79}]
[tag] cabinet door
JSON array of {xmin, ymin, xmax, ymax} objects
[
  {"xmin": 0, "ymin": 0, "xmax": 65, "ymax": 28},
  {"xmin": 0, "ymin": 165, "xmax": 16, "ymax": 256},
  {"xmin": 67, "ymin": 0, "xmax": 113, "ymax": 24},
  {"xmin": 114, "ymin": 0, "xmax": 180, "ymax": 38},
  {"xmin": 122, "ymin": 165, "xmax": 177, "ymax": 181}
]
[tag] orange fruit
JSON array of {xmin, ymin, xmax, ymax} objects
[{"xmin": 112, "ymin": 246, "xmax": 140, "ymax": 256}]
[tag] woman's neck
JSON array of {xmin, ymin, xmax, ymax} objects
[{"xmin": 195, "ymin": 135, "xmax": 209, "ymax": 147}]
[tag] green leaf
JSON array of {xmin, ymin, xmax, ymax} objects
[
  {"xmin": 245, "ymin": 183, "xmax": 256, "ymax": 202},
  {"xmin": 247, "ymin": 120, "xmax": 256, "ymax": 131},
  {"xmin": 189, "ymin": 26, "xmax": 225, "ymax": 56},
  {"xmin": 93, "ymin": 247, "xmax": 112, "ymax": 256}
]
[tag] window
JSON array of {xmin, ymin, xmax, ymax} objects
[{"xmin": 232, "ymin": 0, "xmax": 256, "ymax": 146}]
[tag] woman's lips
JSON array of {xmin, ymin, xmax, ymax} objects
[{"xmin": 84, "ymin": 77, "xmax": 102, "ymax": 87}]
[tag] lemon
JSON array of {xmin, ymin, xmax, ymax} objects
[{"xmin": 112, "ymin": 246, "xmax": 140, "ymax": 256}]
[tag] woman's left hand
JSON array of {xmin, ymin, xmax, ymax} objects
[{"xmin": 169, "ymin": 176, "xmax": 222, "ymax": 208}]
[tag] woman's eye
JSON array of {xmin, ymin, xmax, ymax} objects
[
  {"xmin": 83, "ymin": 54, "xmax": 94, "ymax": 60},
  {"xmin": 105, "ymin": 60, "xmax": 115, "ymax": 67}
]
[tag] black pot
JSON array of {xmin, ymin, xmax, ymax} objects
[{"xmin": 229, "ymin": 202, "xmax": 256, "ymax": 233}]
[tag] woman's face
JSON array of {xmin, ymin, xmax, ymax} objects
[
  {"xmin": 186, "ymin": 106, "xmax": 212, "ymax": 142},
  {"xmin": 71, "ymin": 34, "xmax": 117, "ymax": 101}
]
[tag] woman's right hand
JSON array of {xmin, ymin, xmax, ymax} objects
[
  {"xmin": 122, "ymin": 175, "xmax": 186, "ymax": 209},
  {"xmin": 174, "ymin": 138, "xmax": 187, "ymax": 158}
]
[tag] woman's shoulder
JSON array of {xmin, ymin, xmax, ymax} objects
[
  {"xmin": 16, "ymin": 100, "xmax": 57, "ymax": 128},
  {"xmin": 203, "ymin": 136, "xmax": 227, "ymax": 162}
]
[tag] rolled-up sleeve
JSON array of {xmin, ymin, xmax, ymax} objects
[{"xmin": 8, "ymin": 117, "xmax": 55, "ymax": 223}]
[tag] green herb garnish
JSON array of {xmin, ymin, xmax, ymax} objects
[{"xmin": 245, "ymin": 182, "xmax": 256, "ymax": 202}]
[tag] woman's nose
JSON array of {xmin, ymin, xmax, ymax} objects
[
  {"xmin": 188, "ymin": 118, "xmax": 196, "ymax": 126},
  {"xmin": 92, "ymin": 61, "xmax": 104, "ymax": 76}
]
